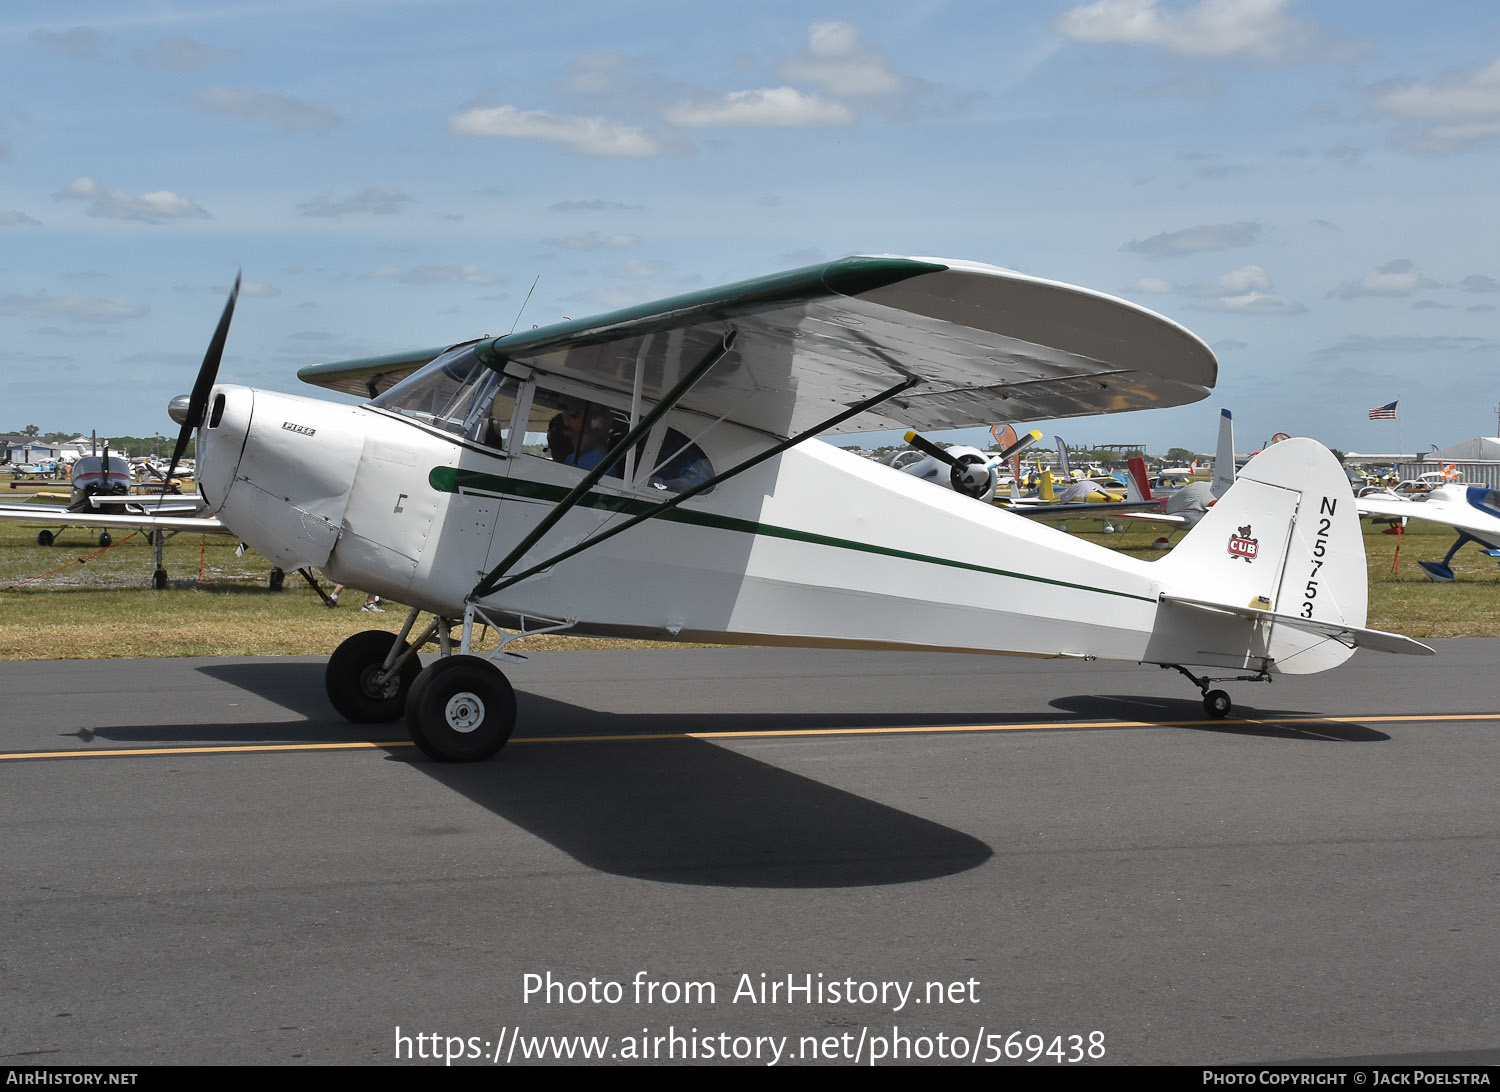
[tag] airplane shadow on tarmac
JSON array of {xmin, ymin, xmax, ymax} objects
[
  {"xmin": 78, "ymin": 661, "xmax": 997, "ymax": 890},
  {"xmin": 1049, "ymin": 693, "xmax": 1391, "ymax": 742},
  {"xmin": 81, "ymin": 662, "xmax": 1390, "ymax": 887}
]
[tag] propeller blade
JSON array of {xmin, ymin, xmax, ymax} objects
[
  {"xmin": 166, "ymin": 270, "xmax": 241, "ymax": 484},
  {"xmin": 997, "ymin": 429, "xmax": 1042, "ymax": 462},
  {"xmin": 903, "ymin": 429, "xmax": 956, "ymax": 466}
]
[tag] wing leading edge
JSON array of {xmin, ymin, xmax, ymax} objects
[{"xmin": 300, "ymin": 256, "xmax": 1217, "ymax": 439}]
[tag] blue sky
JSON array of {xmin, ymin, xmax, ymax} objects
[{"xmin": 2, "ymin": 0, "xmax": 1498, "ymax": 456}]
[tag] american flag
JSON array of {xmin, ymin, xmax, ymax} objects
[{"xmin": 1368, "ymin": 401, "xmax": 1398, "ymax": 420}]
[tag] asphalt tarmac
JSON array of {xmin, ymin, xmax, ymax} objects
[{"xmin": 2, "ymin": 642, "xmax": 1496, "ymax": 1066}]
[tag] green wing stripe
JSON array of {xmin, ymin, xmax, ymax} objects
[
  {"xmin": 474, "ymin": 256, "xmax": 946, "ymax": 367},
  {"xmin": 428, "ymin": 467, "xmax": 1156, "ymax": 605}
]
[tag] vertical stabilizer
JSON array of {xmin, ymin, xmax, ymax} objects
[
  {"xmin": 1148, "ymin": 438, "xmax": 1369, "ymax": 674},
  {"xmin": 1211, "ymin": 409, "xmax": 1236, "ymax": 498},
  {"xmin": 1126, "ymin": 456, "xmax": 1153, "ymax": 503}
]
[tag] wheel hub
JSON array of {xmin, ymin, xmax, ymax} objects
[
  {"xmin": 359, "ymin": 665, "xmax": 400, "ymax": 700},
  {"xmin": 444, "ymin": 691, "xmax": 486, "ymax": 733}
]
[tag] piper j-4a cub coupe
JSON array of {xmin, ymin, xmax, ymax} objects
[{"xmin": 171, "ymin": 257, "xmax": 1431, "ymax": 760}]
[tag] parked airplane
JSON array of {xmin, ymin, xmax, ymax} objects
[
  {"xmin": 1356, "ymin": 483, "xmax": 1500, "ymax": 581},
  {"xmin": 0, "ymin": 445, "xmax": 231, "ymax": 587},
  {"xmin": 157, "ymin": 256, "xmax": 1427, "ymax": 760},
  {"xmin": 1113, "ymin": 408, "xmax": 1238, "ymax": 532}
]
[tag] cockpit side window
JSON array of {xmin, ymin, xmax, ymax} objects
[
  {"xmin": 527, "ymin": 388, "xmax": 627, "ymax": 479},
  {"xmin": 370, "ymin": 346, "xmax": 516, "ymax": 449}
]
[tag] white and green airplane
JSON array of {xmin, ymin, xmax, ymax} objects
[{"xmin": 162, "ymin": 256, "xmax": 1430, "ymax": 761}]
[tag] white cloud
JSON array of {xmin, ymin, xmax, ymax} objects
[
  {"xmin": 388, "ymin": 265, "xmax": 503, "ymax": 286},
  {"xmin": 135, "ymin": 37, "xmax": 240, "ymax": 71},
  {"xmin": 448, "ymin": 105, "xmax": 663, "ymax": 157},
  {"xmin": 558, "ymin": 232, "xmax": 638, "ymax": 251},
  {"xmin": 1124, "ymin": 221, "xmax": 1259, "ymax": 258},
  {"xmin": 1184, "ymin": 265, "xmax": 1271, "ymax": 296},
  {"xmin": 1129, "ymin": 276, "xmax": 1175, "ymax": 293},
  {"xmin": 1329, "ymin": 259, "xmax": 1439, "ymax": 300},
  {"xmin": 1181, "ymin": 266, "xmax": 1305, "ymax": 312},
  {"xmin": 54, "ymin": 176, "xmax": 210, "ymax": 224},
  {"xmin": 297, "ymin": 187, "xmax": 411, "ymax": 218},
  {"xmin": 192, "ymin": 87, "xmax": 342, "ymax": 132},
  {"xmin": 666, "ymin": 87, "xmax": 851, "ymax": 127},
  {"xmin": 1055, "ymin": 0, "xmax": 1325, "ymax": 61},
  {"xmin": 608, "ymin": 259, "xmax": 671, "ymax": 280},
  {"xmin": 0, "ymin": 210, "xmax": 40, "ymax": 227},
  {"xmin": 550, "ymin": 199, "xmax": 644, "ymax": 213},
  {"xmin": 1370, "ymin": 57, "xmax": 1500, "ymax": 152},
  {"xmin": 240, "ymin": 282, "xmax": 280, "ymax": 298},
  {"xmin": 0, "ymin": 292, "xmax": 148, "ymax": 324},
  {"xmin": 778, "ymin": 21, "xmax": 908, "ymax": 96},
  {"xmin": 1459, "ymin": 274, "xmax": 1499, "ymax": 293},
  {"xmin": 1190, "ymin": 291, "xmax": 1305, "ymax": 313},
  {"xmin": 367, "ymin": 265, "xmax": 502, "ymax": 286}
]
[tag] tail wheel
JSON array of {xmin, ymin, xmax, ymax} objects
[
  {"xmin": 326, "ymin": 629, "xmax": 422, "ymax": 723},
  {"xmin": 406, "ymin": 655, "xmax": 516, "ymax": 762}
]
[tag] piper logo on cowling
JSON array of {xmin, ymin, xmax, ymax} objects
[{"xmin": 1228, "ymin": 525, "xmax": 1258, "ymax": 561}]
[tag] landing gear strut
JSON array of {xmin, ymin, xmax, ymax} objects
[{"xmin": 1164, "ymin": 664, "xmax": 1271, "ymax": 719}]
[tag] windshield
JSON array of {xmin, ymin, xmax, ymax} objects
[{"xmin": 370, "ymin": 346, "xmax": 515, "ymax": 447}]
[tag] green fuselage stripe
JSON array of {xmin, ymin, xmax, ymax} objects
[{"xmin": 427, "ymin": 466, "xmax": 1156, "ymax": 605}]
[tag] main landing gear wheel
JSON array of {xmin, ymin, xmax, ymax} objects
[
  {"xmin": 98, "ymin": 531, "xmax": 112, "ymax": 548},
  {"xmin": 152, "ymin": 569, "xmax": 168, "ymax": 590},
  {"xmin": 36, "ymin": 530, "xmax": 53, "ymax": 547},
  {"xmin": 326, "ymin": 630, "xmax": 422, "ymax": 723},
  {"xmin": 1204, "ymin": 689, "xmax": 1232, "ymax": 719},
  {"xmin": 405, "ymin": 655, "xmax": 516, "ymax": 762},
  {"xmin": 268, "ymin": 567, "xmax": 285, "ymax": 591}
]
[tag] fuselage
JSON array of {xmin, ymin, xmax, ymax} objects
[
  {"xmin": 199, "ymin": 382, "xmax": 1173, "ymax": 661},
  {"xmin": 196, "ymin": 373, "xmax": 1370, "ymax": 679}
]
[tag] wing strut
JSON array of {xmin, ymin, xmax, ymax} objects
[
  {"xmin": 470, "ymin": 329, "xmax": 738, "ymax": 600},
  {"xmin": 470, "ymin": 373, "xmax": 923, "ymax": 600}
]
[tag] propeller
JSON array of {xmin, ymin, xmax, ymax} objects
[
  {"xmin": 165, "ymin": 270, "xmax": 241, "ymax": 485},
  {"xmin": 902, "ymin": 430, "xmax": 996, "ymax": 500},
  {"xmin": 902, "ymin": 427, "xmax": 1042, "ymax": 500}
]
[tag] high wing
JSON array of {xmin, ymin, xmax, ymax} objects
[
  {"xmin": 298, "ymin": 256, "xmax": 1216, "ymax": 438},
  {"xmin": 297, "ymin": 340, "xmax": 486, "ymax": 400}
]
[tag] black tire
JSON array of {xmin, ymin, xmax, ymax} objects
[
  {"xmin": 151, "ymin": 569, "xmax": 168, "ymax": 590},
  {"xmin": 326, "ymin": 630, "xmax": 422, "ymax": 724},
  {"xmin": 268, "ymin": 567, "xmax": 285, "ymax": 591},
  {"xmin": 405, "ymin": 656, "xmax": 516, "ymax": 762},
  {"xmin": 36, "ymin": 530, "xmax": 53, "ymax": 547},
  {"xmin": 98, "ymin": 531, "xmax": 112, "ymax": 547},
  {"xmin": 1204, "ymin": 689, "xmax": 1231, "ymax": 719}
]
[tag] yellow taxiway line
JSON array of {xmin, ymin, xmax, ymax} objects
[{"xmin": 2, "ymin": 711, "xmax": 1499, "ymax": 762}]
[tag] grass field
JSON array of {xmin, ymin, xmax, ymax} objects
[{"xmin": 0, "ymin": 489, "xmax": 1494, "ymax": 660}]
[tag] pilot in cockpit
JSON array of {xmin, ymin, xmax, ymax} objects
[{"xmin": 549, "ymin": 399, "xmax": 623, "ymax": 477}]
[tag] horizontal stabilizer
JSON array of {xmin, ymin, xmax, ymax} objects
[{"xmin": 1161, "ymin": 594, "xmax": 1434, "ymax": 657}]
